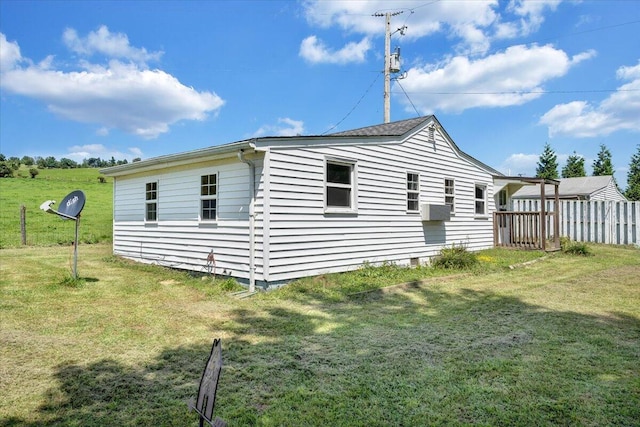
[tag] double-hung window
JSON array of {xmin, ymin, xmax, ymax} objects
[
  {"xmin": 475, "ymin": 184, "xmax": 487, "ymax": 215},
  {"xmin": 407, "ymin": 172, "xmax": 420, "ymax": 212},
  {"xmin": 326, "ymin": 160, "xmax": 356, "ymax": 212},
  {"xmin": 201, "ymin": 174, "xmax": 217, "ymax": 220},
  {"xmin": 445, "ymin": 178, "xmax": 455, "ymax": 213},
  {"xmin": 145, "ymin": 181, "xmax": 158, "ymax": 221}
]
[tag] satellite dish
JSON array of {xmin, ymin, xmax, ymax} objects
[
  {"xmin": 39, "ymin": 190, "xmax": 86, "ymax": 220},
  {"xmin": 39, "ymin": 190, "xmax": 87, "ymax": 278},
  {"xmin": 57, "ymin": 190, "xmax": 86, "ymax": 220}
]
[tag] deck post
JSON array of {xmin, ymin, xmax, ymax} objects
[
  {"xmin": 540, "ymin": 182, "xmax": 546, "ymax": 250},
  {"xmin": 554, "ymin": 183, "xmax": 560, "ymax": 249}
]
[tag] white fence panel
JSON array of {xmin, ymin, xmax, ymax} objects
[{"xmin": 512, "ymin": 200, "xmax": 639, "ymax": 246}]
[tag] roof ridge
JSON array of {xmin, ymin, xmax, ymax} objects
[{"xmin": 327, "ymin": 116, "xmax": 431, "ymax": 137}]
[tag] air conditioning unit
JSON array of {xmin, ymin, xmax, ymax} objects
[{"xmin": 420, "ymin": 204, "xmax": 450, "ymax": 222}]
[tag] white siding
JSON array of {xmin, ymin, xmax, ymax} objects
[
  {"xmin": 590, "ymin": 180, "xmax": 627, "ymax": 201},
  {"xmin": 110, "ymin": 123, "xmax": 498, "ymax": 288},
  {"xmin": 112, "ymin": 159, "xmax": 262, "ymax": 281},
  {"xmin": 263, "ymin": 126, "xmax": 495, "ymax": 283}
]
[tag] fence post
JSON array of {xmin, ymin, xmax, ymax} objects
[{"xmin": 20, "ymin": 205, "xmax": 27, "ymax": 245}]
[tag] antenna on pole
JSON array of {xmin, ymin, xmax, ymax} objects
[{"xmin": 374, "ymin": 11, "xmax": 406, "ymax": 123}]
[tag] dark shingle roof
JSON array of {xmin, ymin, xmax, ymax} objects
[{"xmin": 328, "ymin": 116, "xmax": 431, "ymax": 137}]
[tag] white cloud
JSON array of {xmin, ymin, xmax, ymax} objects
[
  {"xmin": 0, "ymin": 33, "xmax": 22, "ymax": 71},
  {"xmin": 399, "ymin": 44, "xmax": 589, "ymax": 113},
  {"xmin": 499, "ymin": 150, "xmax": 572, "ymax": 176},
  {"xmin": 96, "ymin": 127, "xmax": 109, "ymax": 136},
  {"xmin": 505, "ymin": 0, "xmax": 561, "ymax": 35},
  {"xmin": 301, "ymin": 0, "xmax": 567, "ymax": 56},
  {"xmin": 0, "ymin": 30, "xmax": 224, "ymax": 139},
  {"xmin": 540, "ymin": 60, "xmax": 640, "ymax": 137},
  {"xmin": 63, "ymin": 25, "xmax": 162, "ymax": 66},
  {"xmin": 499, "ymin": 153, "xmax": 539, "ymax": 176},
  {"xmin": 300, "ymin": 35, "xmax": 371, "ymax": 64},
  {"xmin": 302, "ymin": 0, "xmax": 497, "ymax": 41},
  {"xmin": 66, "ymin": 143, "xmax": 143, "ymax": 162},
  {"xmin": 252, "ymin": 118, "xmax": 305, "ymax": 137},
  {"xmin": 129, "ymin": 147, "xmax": 143, "ymax": 157}
]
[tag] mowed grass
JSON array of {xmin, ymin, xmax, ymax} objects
[
  {"xmin": 0, "ymin": 243, "xmax": 638, "ymax": 426},
  {"xmin": 0, "ymin": 168, "xmax": 112, "ymax": 248}
]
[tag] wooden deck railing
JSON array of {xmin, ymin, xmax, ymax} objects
[{"xmin": 494, "ymin": 211, "xmax": 560, "ymax": 250}]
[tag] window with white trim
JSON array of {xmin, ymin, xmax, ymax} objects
[
  {"xmin": 200, "ymin": 174, "xmax": 217, "ymax": 220},
  {"xmin": 407, "ymin": 172, "xmax": 419, "ymax": 212},
  {"xmin": 445, "ymin": 178, "xmax": 455, "ymax": 213},
  {"xmin": 145, "ymin": 181, "xmax": 157, "ymax": 221},
  {"xmin": 326, "ymin": 160, "xmax": 356, "ymax": 211},
  {"xmin": 475, "ymin": 184, "xmax": 487, "ymax": 215}
]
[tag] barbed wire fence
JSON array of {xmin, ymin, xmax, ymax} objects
[{"xmin": 1, "ymin": 204, "xmax": 112, "ymax": 248}]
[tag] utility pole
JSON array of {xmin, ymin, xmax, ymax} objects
[
  {"xmin": 384, "ymin": 12, "xmax": 392, "ymax": 123},
  {"xmin": 375, "ymin": 11, "xmax": 404, "ymax": 123}
]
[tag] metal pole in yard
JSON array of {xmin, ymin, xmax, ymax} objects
[
  {"xmin": 73, "ymin": 216, "xmax": 80, "ymax": 279},
  {"xmin": 20, "ymin": 205, "xmax": 27, "ymax": 245}
]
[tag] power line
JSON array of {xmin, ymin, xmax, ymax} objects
[
  {"xmin": 394, "ymin": 79, "xmax": 421, "ymax": 117},
  {"xmin": 321, "ymin": 72, "xmax": 382, "ymax": 135},
  {"xmin": 391, "ymin": 88, "xmax": 640, "ymax": 95}
]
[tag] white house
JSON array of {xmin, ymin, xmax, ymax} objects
[
  {"xmin": 511, "ymin": 175, "xmax": 627, "ymax": 202},
  {"xmin": 101, "ymin": 116, "xmax": 504, "ymax": 290}
]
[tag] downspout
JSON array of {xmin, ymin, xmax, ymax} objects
[{"xmin": 238, "ymin": 149, "xmax": 255, "ymax": 292}]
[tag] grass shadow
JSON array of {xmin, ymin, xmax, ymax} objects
[{"xmin": 3, "ymin": 285, "xmax": 639, "ymax": 426}]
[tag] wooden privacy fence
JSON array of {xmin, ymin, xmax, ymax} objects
[{"xmin": 512, "ymin": 200, "xmax": 639, "ymax": 246}]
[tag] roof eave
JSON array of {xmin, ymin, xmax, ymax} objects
[{"xmin": 100, "ymin": 140, "xmax": 255, "ymax": 176}]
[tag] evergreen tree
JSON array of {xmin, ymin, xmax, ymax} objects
[
  {"xmin": 592, "ymin": 144, "xmax": 615, "ymax": 176},
  {"xmin": 562, "ymin": 152, "xmax": 586, "ymax": 178},
  {"xmin": 536, "ymin": 142, "xmax": 559, "ymax": 179},
  {"xmin": 625, "ymin": 144, "xmax": 640, "ymax": 201}
]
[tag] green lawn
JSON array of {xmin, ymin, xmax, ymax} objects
[
  {"xmin": 0, "ymin": 168, "xmax": 112, "ymax": 248},
  {"xmin": 1, "ymin": 244, "xmax": 638, "ymax": 426}
]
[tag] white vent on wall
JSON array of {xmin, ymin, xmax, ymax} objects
[{"xmin": 421, "ymin": 204, "xmax": 450, "ymax": 221}]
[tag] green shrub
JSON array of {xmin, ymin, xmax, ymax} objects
[
  {"xmin": 0, "ymin": 162, "xmax": 13, "ymax": 178},
  {"xmin": 563, "ymin": 241, "xmax": 592, "ymax": 256},
  {"xmin": 216, "ymin": 277, "xmax": 242, "ymax": 291},
  {"xmin": 432, "ymin": 243, "xmax": 478, "ymax": 269},
  {"xmin": 559, "ymin": 236, "xmax": 572, "ymax": 251},
  {"xmin": 559, "ymin": 237, "xmax": 592, "ymax": 256}
]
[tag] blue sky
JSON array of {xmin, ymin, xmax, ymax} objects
[{"xmin": 1, "ymin": 0, "xmax": 639, "ymax": 188}]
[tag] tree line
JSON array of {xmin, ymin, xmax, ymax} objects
[
  {"xmin": 0, "ymin": 154, "xmax": 141, "ymax": 178},
  {"xmin": 535, "ymin": 143, "xmax": 640, "ymax": 201}
]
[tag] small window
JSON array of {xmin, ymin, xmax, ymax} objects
[
  {"xmin": 326, "ymin": 160, "xmax": 355, "ymax": 210},
  {"xmin": 145, "ymin": 182, "xmax": 157, "ymax": 221},
  {"xmin": 407, "ymin": 172, "xmax": 419, "ymax": 212},
  {"xmin": 475, "ymin": 184, "xmax": 486, "ymax": 215},
  {"xmin": 201, "ymin": 174, "xmax": 217, "ymax": 220},
  {"xmin": 445, "ymin": 178, "xmax": 455, "ymax": 213}
]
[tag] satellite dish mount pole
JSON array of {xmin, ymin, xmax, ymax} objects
[
  {"xmin": 40, "ymin": 190, "xmax": 86, "ymax": 280},
  {"xmin": 73, "ymin": 215, "xmax": 80, "ymax": 279}
]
